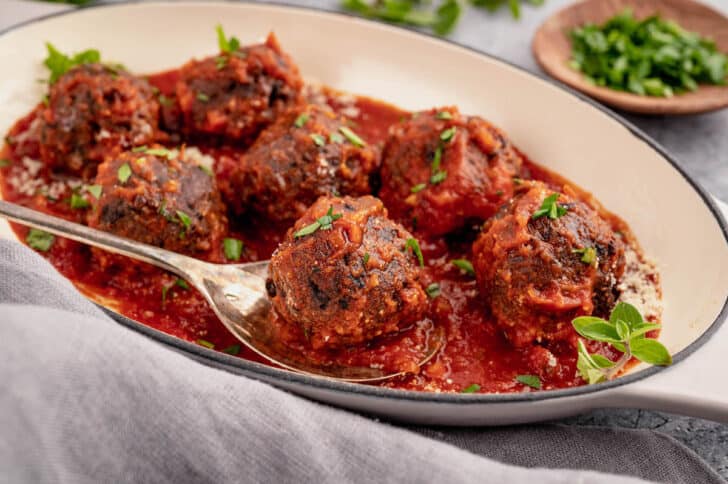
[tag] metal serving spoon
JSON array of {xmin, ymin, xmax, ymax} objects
[{"xmin": 0, "ymin": 200, "xmax": 443, "ymax": 382}]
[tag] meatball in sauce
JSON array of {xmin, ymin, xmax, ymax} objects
[
  {"xmin": 267, "ymin": 195, "xmax": 428, "ymax": 350},
  {"xmin": 175, "ymin": 32, "xmax": 302, "ymax": 142},
  {"xmin": 87, "ymin": 145, "xmax": 227, "ymax": 257},
  {"xmin": 221, "ymin": 103, "xmax": 379, "ymax": 224},
  {"xmin": 39, "ymin": 64, "xmax": 160, "ymax": 178},
  {"xmin": 472, "ymin": 182, "xmax": 626, "ymax": 348},
  {"xmin": 379, "ymin": 106, "xmax": 522, "ymax": 237}
]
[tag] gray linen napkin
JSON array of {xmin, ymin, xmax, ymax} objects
[{"xmin": 0, "ymin": 240, "xmax": 724, "ymax": 484}]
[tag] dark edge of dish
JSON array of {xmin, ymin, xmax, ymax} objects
[{"xmin": 2, "ymin": 0, "xmax": 727, "ymax": 405}]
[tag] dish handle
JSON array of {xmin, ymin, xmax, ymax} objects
[{"xmin": 602, "ymin": 197, "xmax": 728, "ymax": 423}]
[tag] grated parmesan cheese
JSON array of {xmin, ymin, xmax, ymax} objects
[{"xmin": 617, "ymin": 246, "xmax": 662, "ymax": 321}]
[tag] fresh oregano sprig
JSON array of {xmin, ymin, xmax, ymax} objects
[{"xmin": 573, "ymin": 301, "xmax": 670, "ymax": 384}]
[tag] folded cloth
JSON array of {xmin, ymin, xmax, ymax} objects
[{"xmin": 0, "ymin": 239, "xmax": 720, "ymax": 484}]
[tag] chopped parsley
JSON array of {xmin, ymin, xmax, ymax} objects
[
  {"xmin": 451, "ymin": 258, "xmax": 475, "ymax": 276},
  {"xmin": 440, "ymin": 126, "xmax": 456, "ymax": 142},
  {"xmin": 176, "ymin": 210, "xmax": 192, "ymax": 232},
  {"xmin": 425, "ymin": 282, "xmax": 441, "ymax": 298},
  {"xmin": 0, "ymin": 159, "xmax": 11, "ymax": 168},
  {"xmin": 158, "ymin": 94, "xmax": 173, "ymax": 107},
  {"xmin": 216, "ymin": 24, "xmax": 240, "ymax": 53},
  {"xmin": 515, "ymin": 374, "xmax": 542, "ymax": 389},
  {"xmin": 198, "ymin": 164, "xmax": 214, "ymax": 177},
  {"xmin": 294, "ymin": 113, "xmax": 309, "ymax": 128},
  {"xmin": 196, "ymin": 339, "xmax": 215, "ymax": 349},
  {"xmin": 362, "ymin": 252, "xmax": 370, "ymax": 265},
  {"xmin": 436, "ymin": 111, "xmax": 453, "ymax": 120},
  {"xmin": 432, "ymin": 146, "xmax": 442, "ymax": 171},
  {"xmin": 140, "ymin": 147, "xmax": 174, "ymax": 159},
  {"xmin": 430, "ymin": 170, "xmax": 447, "ymax": 184},
  {"xmin": 117, "ymin": 163, "xmax": 132, "ymax": 183},
  {"xmin": 85, "ymin": 184, "xmax": 102, "ymax": 199},
  {"xmin": 329, "ymin": 132, "xmax": 345, "ymax": 144},
  {"xmin": 223, "ymin": 238, "xmax": 244, "ymax": 261},
  {"xmin": 196, "ymin": 92, "xmax": 210, "ymax": 102},
  {"xmin": 573, "ymin": 247, "xmax": 597, "ymax": 265},
  {"xmin": 339, "ymin": 126, "xmax": 366, "ymax": 147},
  {"xmin": 405, "ymin": 237, "xmax": 424, "ymax": 267},
  {"xmin": 462, "ymin": 383, "xmax": 480, "ymax": 393},
  {"xmin": 310, "ymin": 133, "xmax": 326, "ymax": 147},
  {"xmin": 162, "ymin": 278, "xmax": 189, "ymax": 304},
  {"xmin": 43, "ymin": 42, "xmax": 100, "ymax": 84},
  {"xmin": 411, "ymin": 183, "xmax": 427, "ymax": 194},
  {"xmin": 26, "ymin": 229, "xmax": 54, "ymax": 252},
  {"xmin": 222, "ymin": 344, "xmax": 241, "ymax": 355},
  {"xmin": 532, "ymin": 193, "xmax": 568, "ymax": 220},
  {"xmin": 69, "ymin": 193, "xmax": 90, "ymax": 209},
  {"xmin": 215, "ymin": 56, "xmax": 228, "ymax": 70},
  {"xmin": 294, "ymin": 206, "xmax": 343, "ymax": 238}
]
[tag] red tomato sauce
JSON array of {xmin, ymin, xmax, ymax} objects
[{"xmin": 0, "ymin": 71, "xmax": 648, "ymax": 394}]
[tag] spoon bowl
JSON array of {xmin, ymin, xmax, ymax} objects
[
  {"xmin": 0, "ymin": 200, "xmax": 443, "ymax": 382},
  {"xmin": 532, "ymin": 0, "xmax": 728, "ymax": 115}
]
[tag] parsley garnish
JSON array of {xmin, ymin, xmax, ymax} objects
[
  {"xmin": 436, "ymin": 111, "xmax": 453, "ymax": 120},
  {"xmin": 573, "ymin": 302, "xmax": 670, "ymax": 384},
  {"xmin": 176, "ymin": 211, "xmax": 192, "ymax": 232},
  {"xmin": 363, "ymin": 252, "xmax": 370, "ymax": 265},
  {"xmin": 196, "ymin": 92, "xmax": 210, "ymax": 102},
  {"xmin": 461, "ymin": 383, "xmax": 480, "ymax": 393},
  {"xmin": 532, "ymin": 193, "xmax": 568, "ymax": 220},
  {"xmin": 222, "ymin": 344, "xmax": 241, "ymax": 355},
  {"xmin": 451, "ymin": 259, "xmax": 475, "ymax": 276},
  {"xmin": 310, "ymin": 133, "xmax": 326, "ymax": 147},
  {"xmin": 425, "ymin": 282, "xmax": 441, "ymax": 298},
  {"xmin": 430, "ymin": 170, "xmax": 447, "ymax": 184},
  {"xmin": 432, "ymin": 146, "xmax": 443, "ymax": 171},
  {"xmin": 198, "ymin": 165, "xmax": 214, "ymax": 177},
  {"xmin": 162, "ymin": 278, "xmax": 189, "ymax": 304},
  {"xmin": 405, "ymin": 237, "xmax": 424, "ymax": 267},
  {"xmin": 134, "ymin": 146, "xmax": 174, "ymax": 159},
  {"xmin": 223, "ymin": 238, "xmax": 244, "ymax": 261},
  {"xmin": 43, "ymin": 42, "xmax": 100, "ymax": 84},
  {"xmin": 196, "ymin": 339, "xmax": 215, "ymax": 349},
  {"xmin": 85, "ymin": 184, "xmax": 102, "ymax": 199},
  {"xmin": 0, "ymin": 159, "xmax": 11, "ymax": 168},
  {"xmin": 214, "ymin": 56, "xmax": 228, "ymax": 70},
  {"xmin": 158, "ymin": 94, "xmax": 173, "ymax": 107},
  {"xmin": 515, "ymin": 374, "xmax": 541, "ymax": 389},
  {"xmin": 117, "ymin": 163, "xmax": 132, "ymax": 183},
  {"xmin": 293, "ymin": 206, "xmax": 343, "ymax": 238},
  {"xmin": 216, "ymin": 24, "xmax": 240, "ymax": 53},
  {"xmin": 329, "ymin": 132, "xmax": 344, "ymax": 144},
  {"xmin": 339, "ymin": 126, "xmax": 366, "ymax": 147},
  {"xmin": 341, "ymin": 0, "xmax": 462, "ymax": 36},
  {"xmin": 26, "ymin": 229, "xmax": 54, "ymax": 252},
  {"xmin": 69, "ymin": 193, "xmax": 90, "ymax": 209},
  {"xmin": 294, "ymin": 113, "xmax": 309, "ymax": 128},
  {"xmin": 411, "ymin": 183, "xmax": 427, "ymax": 193},
  {"xmin": 573, "ymin": 247, "xmax": 597, "ymax": 265}
]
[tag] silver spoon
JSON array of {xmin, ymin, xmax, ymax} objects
[{"xmin": 0, "ymin": 200, "xmax": 443, "ymax": 382}]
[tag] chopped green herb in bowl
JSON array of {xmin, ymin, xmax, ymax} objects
[{"xmin": 569, "ymin": 9, "xmax": 728, "ymax": 97}]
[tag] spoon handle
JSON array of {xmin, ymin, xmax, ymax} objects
[{"xmin": 0, "ymin": 200, "xmax": 202, "ymax": 277}]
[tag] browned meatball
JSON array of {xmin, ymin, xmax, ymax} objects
[
  {"xmin": 472, "ymin": 182, "xmax": 625, "ymax": 348},
  {"xmin": 175, "ymin": 32, "xmax": 302, "ymax": 142},
  {"xmin": 221, "ymin": 104, "xmax": 378, "ymax": 224},
  {"xmin": 87, "ymin": 146, "xmax": 227, "ymax": 255},
  {"xmin": 378, "ymin": 106, "xmax": 522, "ymax": 237},
  {"xmin": 39, "ymin": 64, "xmax": 160, "ymax": 178},
  {"xmin": 267, "ymin": 196, "xmax": 428, "ymax": 349}
]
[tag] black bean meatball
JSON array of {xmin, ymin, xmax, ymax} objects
[
  {"xmin": 87, "ymin": 145, "xmax": 227, "ymax": 256},
  {"xmin": 379, "ymin": 106, "xmax": 522, "ymax": 237},
  {"xmin": 267, "ymin": 195, "xmax": 428, "ymax": 349},
  {"xmin": 472, "ymin": 182, "xmax": 625, "ymax": 347},
  {"xmin": 39, "ymin": 64, "xmax": 160, "ymax": 178},
  {"xmin": 220, "ymin": 103, "xmax": 379, "ymax": 224},
  {"xmin": 175, "ymin": 32, "xmax": 302, "ymax": 142}
]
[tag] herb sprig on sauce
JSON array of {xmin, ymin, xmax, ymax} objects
[
  {"xmin": 573, "ymin": 301, "xmax": 671, "ymax": 384},
  {"xmin": 294, "ymin": 206, "xmax": 343, "ymax": 239},
  {"xmin": 43, "ymin": 42, "xmax": 100, "ymax": 84},
  {"xmin": 570, "ymin": 9, "xmax": 728, "ymax": 97}
]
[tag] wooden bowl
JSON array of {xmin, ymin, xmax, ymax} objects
[{"xmin": 532, "ymin": 0, "xmax": 728, "ymax": 115}]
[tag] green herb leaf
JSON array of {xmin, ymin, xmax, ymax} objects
[
  {"xmin": 432, "ymin": 145, "xmax": 443, "ymax": 171},
  {"xmin": 294, "ymin": 113, "xmax": 309, "ymax": 128},
  {"xmin": 615, "ymin": 319, "xmax": 631, "ymax": 341},
  {"xmin": 69, "ymin": 193, "xmax": 90, "ymax": 209},
  {"xmin": 196, "ymin": 339, "xmax": 215, "ymax": 349},
  {"xmin": 117, "ymin": 163, "xmax": 132, "ymax": 183},
  {"xmin": 572, "ymin": 316, "xmax": 622, "ymax": 343},
  {"xmin": 405, "ymin": 237, "xmax": 424, "ymax": 267},
  {"xmin": 629, "ymin": 323, "xmax": 661, "ymax": 339},
  {"xmin": 362, "ymin": 252, "xmax": 370, "ymax": 265},
  {"xmin": 451, "ymin": 258, "xmax": 475, "ymax": 276},
  {"xmin": 310, "ymin": 133, "xmax": 326, "ymax": 147},
  {"xmin": 436, "ymin": 111, "xmax": 453, "ymax": 120},
  {"xmin": 26, "ymin": 229, "xmax": 54, "ymax": 252},
  {"xmin": 430, "ymin": 170, "xmax": 447, "ymax": 184},
  {"xmin": 175, "ymin": 278, "xmax": 190, "ymax": 290},
  {"xmin": 294, "ymin": 206, "xmax": 343, "ymax": 238},
  {"xmin": 462, "ymin": 383, "xmax": 480, "ymax": 393},
  {"xmin": 86, "ymin": 184, "xmax": 102, "ymax": 199},
  {"xmin": 222, "ymin": 344, "xmax": 241, "ymax": 355},
  {"xmin": 433, "ymin": 0, "xmax": 461, "ymax": 36},
  {"xmin": 294, "ymin": 221, "xmax": 321, "ymax": 239},
  {"xmin": 329, "ymin": 132, "xmax": 345, "ymax": 144},
  {"xmin": 609, "ymin": 301, "xmax": 643, "ymax": 329},
  {"xmin": 515, "ymin": 374, "xmax": 541, "ymax": 389},
  {"xmin": 176, "ymin": 211, "xmax": 192, "ymax": 231},
  {"xmin": 425, "ymin": 282, "xmax": 441, "ymax": 298},
  {"xmin": 532, "ymin": 193, "xmax": 568, "ymax": 220},
  {"xmin": 440, "ymin": 126, "xmax": 456, "ymax": 142},
  {"xmin": 43, "ymin": 42, "xmax": 100, "ymax": 84},
  {"xmin": 0, "ymin": 159, "xmax": 11, "ymax": 168},
  {"xmin": 196, "ymin": 92, "xmax": 210, "ymax": 102},
  {"xmin": 143, "ymin": 147, "xmax": 174, "ymax": 159},
  {"xmin": 216, "ymin": 24, "xmax": 240, "ymax": 54},
  {"xmin": 411, "ymin": 183, "xmax": 427, "ymax": 193},
  {"xmin": 630, "ymin": 338, "xmax": 672, "ymax": 366},
  {"xmin": 223, "ymin": 238, "xmax": 244, "ymax": 261},
  {"xmin": 573, "ymin": 246, "xmax": 597, "ymax": 265},
  {"xmin": 339, "ymin": 126, "xmax": 366, "ymax": 147}
]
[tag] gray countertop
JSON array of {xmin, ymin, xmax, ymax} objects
[{"xmin": 2, "ymin": 0, "xmax": 727, "ymax": 479}]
